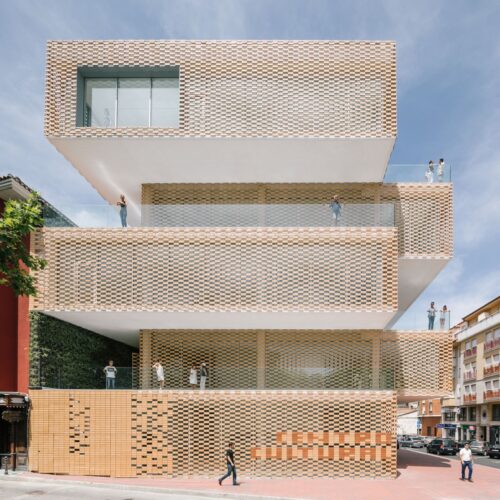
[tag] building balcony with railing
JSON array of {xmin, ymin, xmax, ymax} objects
[
  {"xmin": 484, "ymin": 364, "xmax": 500, "ymax": 377},
  {"xmin": 464, "ymin": 346, "xmax": 477, "ymax": 359},
  {"xmin": 484, "ymin": 390, "xmax": 500, "ymax": 402},
  {"xmin": 463, "ymin": 393, "xmax": 477, "ymax": 403},
  {"xmin": 464, "ymin": 371, "xmax": 477, "ymax": 382}
]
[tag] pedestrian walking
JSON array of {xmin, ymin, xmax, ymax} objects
[
  {"xmin": 427, "ymin": 302, "xmax": 437, "ymax": 330},
  {"xmin": 329, "ymin": 195, "xmax": 342, "ymax": 226},
  {"xmin": 199, "ymin": 362, "xmax": 208, "ymax": 390},
  {"xmin": 425, "ymin": 160, "xmax": 434, "ymax": 183},
  {"xmin": 437, "ymin": 158, "xmax": 445, "ymax": 182},
  {"xmin": 459, "ymin": 443, "xmax": 473, "ymax": 482},
  {"xmin": 218, "ymin": 442, "xmax": 239, "ymax": 486},
  {"xmin": 439, "ymin": 305, "xmax": 449, "ymax": 330},
  {"xmin": 153, "ymin": 361, "xmax": 164, "ymax": 390},
  {"xmin": 103, "ymin": 360, "xmax": 117, "ymax": 389},
  {"xmin": 116, "ymin": 194, "xmax": 127, "ymax": 228},
  {"xmin": 189, "ymin": 364, "xmax": 198, "ymax": 389}
]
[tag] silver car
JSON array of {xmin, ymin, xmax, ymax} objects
[{"xmin": 469, "ymin": 440, "xmax": 489, "ymax": 456}]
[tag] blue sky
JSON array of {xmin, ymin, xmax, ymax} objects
[{"xmin": 0, "ymin": 0, "xmax": 499, "ymax": 328}]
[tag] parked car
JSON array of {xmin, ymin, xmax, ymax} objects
[
  {"xmin": 427, "ymin": 438, "xmax": 458, "ymax": 455},
  {"xmin": 487, "ymin": 443, "xmax": 500, "ymax": 459},
  {"xmin": 469, "ymin": 440, "xmax": 489, "ymax": 456},
  {"xmin": 422, "ymin": 436, "xmax": 434, "ymax": 447},
  {"xmin": 400, "ymin": 436, "xmax": 425, "ymax": 448},
  {"xmin": 456, "ymin": 440, "xmax": 470, "ymax": 449}
]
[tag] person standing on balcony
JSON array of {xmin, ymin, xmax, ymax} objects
[
  {"xmin": 459, "ymin": 443, "xmax": 473, "ymax": 482},
  {"xmin": 189, "ymin": 364, "xmax": 198, "ymax": 389},
  {"xmin": 427, "ymin": 302, "xmax": 437, "ymax": 330},
  {"xmin": 437, "ymin": 158, "xmax": 445, "ymax": 182},
  {"xmin": 218, "ymin": 442, "xmax": 239, "ymax": 486},
  {"xmin": 153, "ymin": 361, "xmax": 164, "ymax": 390},
  {"xmin": 116, "ymin": 194, "xmax": 127, "ymax": 228},
  {"xmin": 103, "ymin": 360, "xmax": 117, "ymax": 389},
  {"xmin": 439, "ymin": 305, "xmax": 449, "ymax": 330},
  {"xmin": 329, "ymin": 195, "xmax": 342, "ymax": 226},
  {"xmin": 199, "ymin": 362, "xmax": 208, "ymax": 390},
  {"xmin": 425, "ymin": 160, "xmax": 435, "ymax": 183}
]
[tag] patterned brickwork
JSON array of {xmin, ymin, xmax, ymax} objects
[
  {"xmin": 140, "ymin": 330, "xmax": 453, "ymax": 395},
  {"xmin": 142, "ymin": 182, "xmax": 453, "ymax": 257},
  {"xmin": 31, "ymin": 226, "xmax": 398, "ymax": 313},
  {"xmin": 29, "ymin": 389, "xmax": 397, "ymax": 478},
  {"xmin": 45, "ymin": 40, "xmax": 396, "ymax": 139}
]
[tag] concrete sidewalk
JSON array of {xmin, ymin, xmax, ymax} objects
[{"xmin": 2, "ymin": 450, "xmax": 499, "ymax": 500}]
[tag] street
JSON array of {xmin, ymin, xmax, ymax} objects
[{"xmin": 403, "ymin": 447, "xmax": 500, "ymax": 470}]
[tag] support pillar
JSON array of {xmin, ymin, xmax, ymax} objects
[{"xmin": 257, "ymin": 331, "xmax": 266, "ymax": 389}]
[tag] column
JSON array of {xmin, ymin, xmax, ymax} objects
[{"xmin": 257, "ymin": 331, "xmax": 266, "ymax": 389}]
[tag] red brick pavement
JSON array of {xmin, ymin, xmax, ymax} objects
[{"xmin": 23, "ymin": 449, "xmax": 500, "ymax": 499}]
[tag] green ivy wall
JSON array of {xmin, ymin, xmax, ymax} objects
[{"xmin": 30, "ymin": 312, "xmax": 137, "ymax": 389}]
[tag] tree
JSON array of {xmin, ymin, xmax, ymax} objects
[{"xmin": 0, "ymin": 193, "xmax": 47, "ymax": 296}]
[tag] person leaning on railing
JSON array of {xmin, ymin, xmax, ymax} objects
[{"xmin": 329, "ymin": 195, "xmax": 342, "ymax": 226}]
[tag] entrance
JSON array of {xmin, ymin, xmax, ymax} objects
[{"xmin": 0, "ymin": 394, "xmax": 29, "ymax": 471}]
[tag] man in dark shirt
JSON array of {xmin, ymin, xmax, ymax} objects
[{"xmin": 218, "ymin": 442, "xmax": 239, "ymax": 486}]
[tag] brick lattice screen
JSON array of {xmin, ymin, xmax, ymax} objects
[
  {"xmin": 45, "ymin": 40, "xmax": 396, "ymax": 139},
  {"xmin": 142, "ymin": 182, "xmax": 453, "ymax": 257},
  {"xmin": 31, "ymin": 227, "xmax": 398, "ymax": 313},
  {"xmin": 139, "ymin": 329, "xmax": 453, "ymax": 396},
  {"xmin": 29, "ymin": 389, "xmax": 397, "ymax": 478}
]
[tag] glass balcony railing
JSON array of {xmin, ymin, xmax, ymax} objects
[
  {"xmin": 384, "ymin": 163, "xmax": 452, "ymax": 183},
  {"xmin": 43, "ymin": 203, "xmax": 395, "ymax": 229},
  {"xmin": 32, "ymin": 367, "xmax": 397, "ymax": 391},
  {"xmin": 389, "ymin": 310, "xmax": 451, "ymax": 331}
]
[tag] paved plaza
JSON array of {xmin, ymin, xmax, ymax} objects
[{"xmin": 1, "ymin": 449, "xmax": 499, "ymax": 500}]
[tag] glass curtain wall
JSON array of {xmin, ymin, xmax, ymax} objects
[{"xmin": 84, "ymin": 77, "xmax": 179, "ymax": 127}]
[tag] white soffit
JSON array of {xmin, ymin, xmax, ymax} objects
[
  {"xmin": 50, "ymin": 136, "xmax": 395, "ymax": 222},
  {"xmin": 44, "ymin": 310, "xmax": 397, "ymax": 347}
]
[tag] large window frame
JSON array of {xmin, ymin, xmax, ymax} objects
[{"xmin": 76, "ymin": 66, "xmax": 180, "ymax": 128}]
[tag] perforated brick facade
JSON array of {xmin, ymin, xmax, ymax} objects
[
  {"xmin": 31, "ymin": 226, "xmax": 398, "ymax": 313},
  {"xmin": 142, "ymin": 182, "xmax": 453, "ymax": 257},
  {"xmin": 45, "ymin": 40, "xmax": 396, "ymax": 139},
  {"xmin": 139, "ymin": 329, "xmax": 453, "ymax": 396},
  {"xmin": 29, "ymin": 389, "xmax": 397, "ymax": 478}
]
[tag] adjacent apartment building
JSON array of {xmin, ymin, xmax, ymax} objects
[
  {"xmin": 441, "ymin": 297, "xmax": 500, "ymax": 444},
  {"xmin": 25, "ymin": 40, "xmax": 454, "ymax": 479}
]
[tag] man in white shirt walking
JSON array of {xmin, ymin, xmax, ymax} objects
[{"xmin": 459, "ymin": 443, "xmax": 473, "ymax": 482}]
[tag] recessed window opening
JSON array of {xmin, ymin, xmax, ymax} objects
[{"xmin": 82, "ymin": 75, "xmax": 179, "ymax": 128}]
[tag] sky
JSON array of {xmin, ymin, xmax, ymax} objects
[{"xmin": 0, "ymin": 0, "xmax": 499, "ymax": 329}]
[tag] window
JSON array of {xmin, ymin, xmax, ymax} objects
[
  {"xmin": 83, "ymin": 76, "xmax": 179, "ymax": 128},
  {"xmin": 459, "ymin": 407, "xmax": 467, "ymax": 421},
  {"xmin": 429, "ymin": 402, "xmax": 433, "ymax": 413},
  {"xmin": 493, "ymin": 404, "xmax": 500, "ymax": 421},
  {"xmin": 486, "ymin": 381, "xmax": 492, "ymax": 391},
  {"xmin": 469, "ymin": 407, "xmax": 476, "ymax": 421}
]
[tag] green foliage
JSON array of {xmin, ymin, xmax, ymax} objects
[
  {"xmin": 30, "ymin": 312, "xmax": 137, "ymax": 389},
  {"xmin": 0, "ymin": 193, "xmax": 47, "ymax": 296}
]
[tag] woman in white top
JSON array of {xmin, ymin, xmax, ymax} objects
[
  {"xmin": 189, "ymin": 364, "xmax": 198, "ymax": 389},
  {"xmin": 439, "ymin": 305, "xmax": 449, "ymax": 330},
  {"xmin": 153, "ymin": 361, "xmax": 164, "ymax": 389}
]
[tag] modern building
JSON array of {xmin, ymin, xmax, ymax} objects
[
  {"xmin": 25, "ymin": 40, "xmax": 454, "ymax": 479},
  {"xmin": 440, "ymin": 296, "xmax": 500, "ymax": 444}
]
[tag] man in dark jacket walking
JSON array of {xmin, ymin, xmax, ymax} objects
[{"xmin": 218, "ymin": 442, "xmax": 239, "ymax": 486}]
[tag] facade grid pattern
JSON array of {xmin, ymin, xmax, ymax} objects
[
  {"xmin": 29, "ymin": 389, "xmax": 397, "ymax": 478},
  {"xmin": 45, "ymin": 40, "xmax": 396, "ymax": 139}
]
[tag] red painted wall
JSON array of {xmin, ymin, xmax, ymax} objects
[{"xmin": 0, "ymin": 199, "xmax": 30, "ymax": 393}]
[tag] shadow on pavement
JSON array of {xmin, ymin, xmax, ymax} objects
[{"xmin": 397, "ymin": 449, "xmax": 453, "ymax": 469}]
